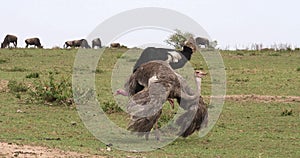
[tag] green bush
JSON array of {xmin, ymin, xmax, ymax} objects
[
  {"xmin": 236, "ymin": 52, "xmax": 244, "ymax": 56},
  {"xmin": 268, "ymin": 53, "xmax": 281, "ymax": 56},
  {"xmin": 281, "ymin": 108, "xmax": 293, "ymax": 116},
  {"xmin": 93, "ymin": 69, "xmax": 104, "ymax": 74},
  {"xmin": 29, "ymin": 72, "xmax": 73, "ymax": 106},
  {"xmin": 101, "ymin": 101, "xmax": 123, "ymax": 114},
  {"xmin": 26, "ymin": 72, "xmax": 40, "ymax": 78},
  {"xmin": 8, "ymin": 80, "xmax": 28, "ymax": 93},
  {"xmin": 0, "ymin": 59, "xmax": 7, "ymax": 64}
]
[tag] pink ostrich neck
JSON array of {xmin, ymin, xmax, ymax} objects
[
  {"xmin": 195, "ymin": 77, "xmax": 202, "ymax": 96},
  {"xmin": 114, "ymin": 89, "xmax": 128, "ymax": 96},
  {"xmin": 194, "ymin": 70, "xmax": 207, "ymax": 96}
]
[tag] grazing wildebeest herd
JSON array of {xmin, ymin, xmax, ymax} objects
[
  {"xmin": 1, "ymin": 34, "xmax": 214, "ymax": 49},
  {"xmin": 0, "ymin": 34, "xmax": 105, "ymax": 49}
]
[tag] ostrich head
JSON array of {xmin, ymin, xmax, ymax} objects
[
  {"xmin": 184, "ymin": 37, "xmax": 197, "ymax": 52},
  {"xmin": 195, "ymin": 70, "xmax": 207, "ymax": 78}
]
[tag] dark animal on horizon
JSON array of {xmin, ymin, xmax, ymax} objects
[
  {"xmin": 25, "ymin": 38, "xmax": 43, "ymax": 48},
  {"xmin": 133, "ymin": 37, "xmax": 197, "ymax": 73},
  {"xmin": 64, "ymin": 39, "xmax": 91, "ymax": 48},
  {"xmin": 1, "ymin": 34, "xmax": 17, "ymax": 48},
  {"xmin": 110, "ymin": 43, "xmax": 120, "ymax": 48},
  {"xmin": 80, "ymin": 39, "xmax": 91, "ymax": 48},
  {"xmin": 92, "ymin": 38, "xmax": 102, "ymax": 48},
  {"xmin": 124, "ymin": 60, "xmax": 208, "ymax": 140},
  {"xmin": 195, "ymin": 37, "xmax": 209, "ymax": 48},
  {"xmin": 64, "ymin": 41, "xmax": 74, "ymax": 48}
]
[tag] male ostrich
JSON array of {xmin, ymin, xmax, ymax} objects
[
  {"xmin": 133, "ymin": 37, "xmax": 197, "ymax": 72},
  {"xmin": 124, "ymin": 60, "xmax": 208, "ymax": 140}
]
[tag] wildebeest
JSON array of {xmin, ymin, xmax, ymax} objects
[
  {"xmin": 195, "ymin": 37, "xmax": 209, "ymax": 48},
  {"xmin": 64, "ymin": 39, "xmax": 91, "ymax": 48},
  {"xmin": 1, "ymin": 34, "xmax": 17, "ymax": 48},
  {"xmin": 110, "ymin": 43, "xmax": 120, "ymax": 48},
  {"xmin": 25, "ymin": 38, "xmax": 43, "ymax": 48},
  {"xmin": 92, "ymin": 38, "xmax": 102, "ymax": 48}
]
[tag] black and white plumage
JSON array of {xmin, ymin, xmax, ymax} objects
[
  {"xmin": 132, "ymin": 37, "xmax": 197, "ymax": 72},
  {"xmin": 125, "ymin": 60, "xmax": 208, "ymax": 139}
]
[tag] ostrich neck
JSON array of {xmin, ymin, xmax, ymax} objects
[{"xmin": 195, "ymin": 77, "xmax": 202, "ymax": 95}]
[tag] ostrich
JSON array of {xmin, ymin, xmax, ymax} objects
[
  {"xmin": 124, "ymin": 60, "xmax": 208, "ymax": 140},
  {"xmin": 114, "ymin": 70, "xmax": 207, "ymax": 108},
  {"xmin": 133, "ymin": 37, "xmax": 197, "ymax": 72},
  {"xmin": 115, "ymin": 37, "xmax": 198, "ymax": 108}
]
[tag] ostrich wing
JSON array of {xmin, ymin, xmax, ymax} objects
[
  {"xmin": 171, "ymin": 73, "xmax": 208, "ymax": 137},
  {"xmin": 127, "ymin": 81, "xmax": 169, "ymax": 137},
  {"xmin": 176, "ymin": 96, "xmax": 208, "ymax": 137}
]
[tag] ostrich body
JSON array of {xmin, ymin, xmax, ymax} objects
[
  {"xmin": 115, "ymin": 38, "xmax": 197, "ymax": 108},
  {"xmin": 125, "ymin": 60, "xmax": 208, "ymax": 139},
  {"xmin": 132, "ymin": 37, "xmax": 197, "ymax": 72}
]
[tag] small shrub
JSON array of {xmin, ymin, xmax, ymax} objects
[
  {"xmin": 0, "ymin": 59, "xmax": 7, "ymax": 64},
  {"xmin": 8, "ymin": 80, "xmax": 28, "ymax": 93},
  {"xmin": 235, "ymin": 78, "xmax": 250, "ymax": 82},
  {"xmin": 29, "ymin": 72, "xmax": 73, "ymax": 106},
  {"xmin": 236, "ymin": 52, "xmax": 244, "ymax": 56},
  {"xmin": 268, "ymin": 53, "xmax": 281, "ymax": 56},
  {"xmin": 101, "ymin": 101, "xmax": 123, "ymax": 114},
  {"xmin": 93, "ymin": 69, "xmax": 104, "ymax": 74},
  {"xmin": 296, "ymin": 67, "xmax": 300, "ymax": 72},
  {"xmin": 26, "ymin": 72, "xmax": 40, "ymax": 78},
  {"xmin": 281, "ymin": 108, "xmax": 293, "ymax": 116}
]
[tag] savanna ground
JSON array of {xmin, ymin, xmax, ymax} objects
[{"xmin": 0, "ymin": 48, "xmax": 299, "ymax": 157}]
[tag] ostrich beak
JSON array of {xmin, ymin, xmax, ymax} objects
[
  {"xmin": 195, "ymin": 70, "xmax": 207, "ymax": 78},
  {"xmin": 114, "ymin": 89, "xmax": 128, "ymax": 96},
  {"xmin": 113, "ymin": 89, "xmax": 120, "ymax": 96}
]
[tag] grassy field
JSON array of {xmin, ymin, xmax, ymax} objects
[{"xmin": 0, "ymin": 48, "xmax": 299, "ymax": 157}]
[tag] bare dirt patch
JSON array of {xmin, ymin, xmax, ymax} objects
[
  {"xmin": 0, "ymin": 142, "xmax": 102, "ymax": 158},
  {"xmin": 0, "ymin": 79, "xmax": 9, "ymax": 92},
  {"xmin": 221, "ymin": 95, "xmax": 300, "ymax": 103}
]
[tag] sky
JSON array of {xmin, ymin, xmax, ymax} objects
[{"xmin": 0, "ymin": 0, "xmax": 299, "ymax": 49}]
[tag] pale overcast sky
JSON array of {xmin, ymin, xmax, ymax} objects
[{"xmin": 0, "ymin": 0, "xmax": 299, "ymax": 48}]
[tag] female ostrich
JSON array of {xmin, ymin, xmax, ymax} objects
[
  {"xmin": 124, "ymin": 60, "xmax": 208, "ymax": 140},
  {"xmin": 114, "ymin": 70, "xmax": 207, "ymax": 109},
  {"xmin": 115, "ymin": 37, "xmax": 197, "ymax": 108}
]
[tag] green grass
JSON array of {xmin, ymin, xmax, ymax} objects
[
  {"xmin": 0, "ymin": 48, "xmax": 299, "ymax": 157},
  {"xmin": 223, "ymin": 50, "xmax": 300, "ymax": 96}
]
